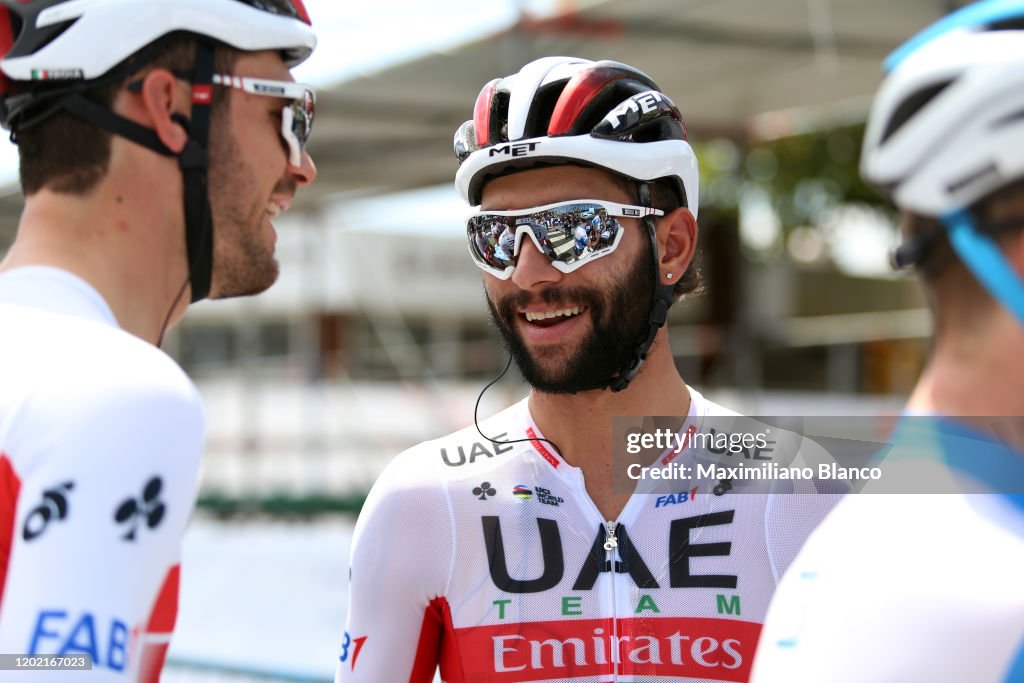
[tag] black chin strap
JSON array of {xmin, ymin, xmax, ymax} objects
[
  {"xmin": 33, "ymin": 41, "xmax": 217, "ymax": 303},
  {"xmin": 179, "ymin": 41, "xmax": 215, "ymax": 302},
  {"xmin": 607, "ymin": 182, "xmax": 677, "ymax": 393}
]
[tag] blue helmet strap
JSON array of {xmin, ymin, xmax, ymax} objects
[{"xmin": 943, "ymin": 207, "xmax": 1024, "ymax": 326}]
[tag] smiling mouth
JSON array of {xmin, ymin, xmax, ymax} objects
[{"xmin": 522, "ymin": 306, "xmax": 585, "ymax": 327}]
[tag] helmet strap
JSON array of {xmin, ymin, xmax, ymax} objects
[
  {"xmin": 18, "ymin": 40, "xmax": 218, "ymax": 303},
  {"xmin": 178, "ymin": 40, "xmax": 216, "ymax": 302},
  {"xmin": 943, "ymin": 208, "xmax": 1024, "ymax": 327},
  {"xmin": 608, "ymin": 181, "xmax": 676, "ymax": 393}
]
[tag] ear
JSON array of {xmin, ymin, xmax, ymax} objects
[
  {"xmin": 655, "ymin": 207, "xmax": 698, "ymax": 286},
  {"xmin": 132, "ymin": 68, "xmax": 190, "ymax": 154}
]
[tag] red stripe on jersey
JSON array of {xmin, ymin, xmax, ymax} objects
[
  {"xmin": 526, "ymin": 427, "xmax": 560, "ymax": 468},
  {"xmin": 410, "ymin": 596, "xmax": 464, "ymax": 682},
  {"xmin": 136, "ymin": 565, "xmax": 180, "ymax": 683},
  {"xmin": 146, "ymin": 563, "xmax": 179, "ymax": 632},
  {"xmin": 452, "ymin": 616, "xmax": 760, "ymax": 681},
  {"xmin": 0, "ymin": 453, "xmax": 20, "ymax": 612},
  {"xmin": 548, "ymin": 67, "xmax": 627, "ymax": 136},
  {"xmin": 662, "ymin": 424, "xmax": 697, "ymax": 466}
]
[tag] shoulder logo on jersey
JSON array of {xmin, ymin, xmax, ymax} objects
[
  {"xmin": 114, "ymin": 476, "xmax": 166, "ymax": 541},
  {"xmin": 481, "ymin": 512, "xmax": 738, "ymax": 595},
  {"xmin": 534, "ymin": 487, "xmax": 564, "ymax": 506},
  {"xmin": 22, "ymin": 481, "xmax": 75, "ymax": 542},
  {"xmin": 473, "ymin": 482, "xmax": 497, "ymax": 500},
  {"xmin": 654, "ymin": 485, "xmax": 699, "ymax": 508},
  {"xmin": 512, "ymin": 485, "xmax": 564, "ymax": 506},
  {"xmin": 338, "ymin": 631, "xmax": 367, "ymax": 672},
  {"xmin": 441, "ymin": 434, "xmax": 514, "ymax": 467},
  {"xmin": 512, "ymin": 485, "xmax": 532, "ymax": 501}
]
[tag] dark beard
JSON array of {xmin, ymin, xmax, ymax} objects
[
  {"xmin": 487, "ymin": 246, "xmax": 656, "ymax": 394},
  {"xmin": 207, "ymin": 122, "xmax": 286, "ymax": 300}
]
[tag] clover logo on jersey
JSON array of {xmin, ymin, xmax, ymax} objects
[
  {"xmin": 22, "ymin": 481, "xmax": 74, "ymax": 542},
  {"xmin": 114, "ymin": 476, "xmax": 167, "ymax": 541},
  {"xmin": 472, "ymin": 482, "xmax": 497, "ymax": 500}
]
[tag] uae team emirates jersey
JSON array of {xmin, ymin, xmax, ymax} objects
[
  {"xmin": 338, "ymin": 388, "xmax": 839, "ymax": 683},
  {"xmin": 0, "ymin": 267, "xmax": 205, "ymax": 682}
]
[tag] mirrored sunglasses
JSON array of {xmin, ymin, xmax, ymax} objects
[{"xmin": 466, "ymin": 200, "xmax": 663, "ymax": 279}]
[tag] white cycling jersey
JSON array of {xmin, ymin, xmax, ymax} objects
[
  {"xmin": 338, "ymin": 388, "xmax": 840, "ymax": 682},
  {"xmin": 751, "ymin": 417, "xmax": 1024, "ymax": 683},
  {"xmin": 0, "ymin": 267, "xmax": 205, "ymax": 682}
]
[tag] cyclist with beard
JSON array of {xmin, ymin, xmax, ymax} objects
[
  {"xmin": 337, "ymin": 57, "xmax": 837, "ymax": 682},
  {"xmin": 0, "ymin": 1, "xmax": 317, "ymax": 679}
]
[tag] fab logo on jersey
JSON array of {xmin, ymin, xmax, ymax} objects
[{"xmin": 654, "ymin": 486, "xmax": 699, "ymax": 508}]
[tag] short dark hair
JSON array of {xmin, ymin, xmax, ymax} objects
[{"xmin": 13, "ymin": 33, "xmax": 239, "ymax": 196}]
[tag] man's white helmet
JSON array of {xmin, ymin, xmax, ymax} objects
[{"xmin": 453, "ymin": 56, "xmax": 699, "ymax": 218}]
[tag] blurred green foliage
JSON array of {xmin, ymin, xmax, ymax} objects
[
  {"xmin": 198, "ymin": 491, "xmax": 366, "ymax": 519},
  {"xmin": 697, "ymin": 122, "xmax": 892, "ymax": 229}
]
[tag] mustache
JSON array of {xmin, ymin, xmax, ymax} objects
[{"xmin": 496, "ymin": 286, "xmax": 598, "ymax": 313}]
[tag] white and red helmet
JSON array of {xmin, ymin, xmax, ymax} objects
[
  {"xmin": 0, "ymin": 0, "xmax": 315, "ymax": 86},
  {"xmin": 454, "ymin": 57, "xmax": 699, "ymax": 217},
  {"xmin": 0, "ymin": 0, "xmax": 317, "ymax": 304}
]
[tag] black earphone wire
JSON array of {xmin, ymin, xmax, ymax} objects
[
  {"xmin": 157, "ymin": 276, "xmax": 190, "ymax": 348},
  {"xmin": 473, "ymin": 352, "xmax": 563, "ymax": 456}
]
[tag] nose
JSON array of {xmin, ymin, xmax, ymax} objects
[
  {"xmin": 510, "ymin": 237, "xmax": 561, "ymax": 291},
  {"xmin": 289, "ymin": 149, "xmax": 317, "ymax": 187}
]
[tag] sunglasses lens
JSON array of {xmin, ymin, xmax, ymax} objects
[
  {"xmin": 466, "ymin": 203, "xmax": 622, "ymax": 274},
  {"xmin": 292, "ymin": 90, "xmax": 314, "ymax": 146},
  {"xmin": 468, "ymin": 216, "xmax": 516, "ymax": 271}
]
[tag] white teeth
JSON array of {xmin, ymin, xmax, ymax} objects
[
  {"xmin": 265, "ymin": 202, "xmax": 282, "ymax": 218},
  {"xmin": 525, "ymin": 306, "xmax": 582, "ymax": 322}
]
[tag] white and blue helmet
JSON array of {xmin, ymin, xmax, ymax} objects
[{"xmin": 861, "ymin": 0, "xmax": 1024, "ymax": 323}]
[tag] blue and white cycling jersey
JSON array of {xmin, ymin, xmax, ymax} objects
[{"xmin": 752, "ymin": 417, "xmax": 1024, "ymax": 683}]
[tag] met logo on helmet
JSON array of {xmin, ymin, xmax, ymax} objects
[
  {"xmin": 489, "ymin": 142, "xmax": 540, "ymax": 157},
  {"xmin": 601, "ymin": 90, "xmax": 676, "ymax": 131}
]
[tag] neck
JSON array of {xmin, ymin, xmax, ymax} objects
[
  {"xmin": 0, "ymin": 168, "xmax": 189, "ymax": 344},
  {"xmin": 528, "ymin": 329, "xmax": 691, "ymax": 469},
  {"xmin": 908, "ymin": 316, "xmax": 1024, "ymax": 449}
]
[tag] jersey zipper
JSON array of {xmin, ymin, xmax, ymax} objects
[{"xmin": 604, "ymin": 520, "xmax": 619, "ymax": 681}]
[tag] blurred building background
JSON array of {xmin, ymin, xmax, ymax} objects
[{"xmin": 0, "ymin": 0, "xmax": 975, "ymax": 680}]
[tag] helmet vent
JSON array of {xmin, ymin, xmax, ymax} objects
[
  {"xmin": 522, "ymin": 80, "xmax": 567, "ymax": 139},
  {"xmin": 879, "ymin": 79, "xmax": 952, "ymax": 145},
  {"xmin": 994, "ymin": 107, "xmax": 1024, "ymax": 128},
  {"xmin": 490, "ymin": 89, "xmax": 510, "ymax": 144}
]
